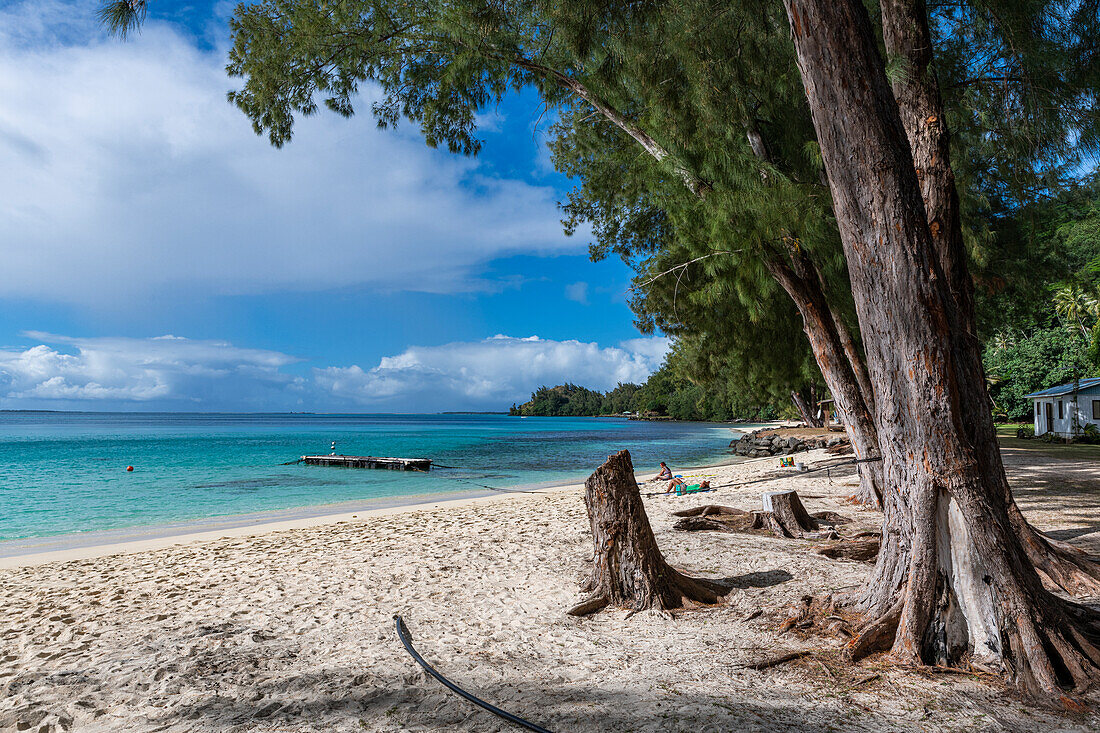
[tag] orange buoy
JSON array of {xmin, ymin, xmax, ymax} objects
[{"xmin": 126, "ymin": 466, "xmax": 134, "ymax": 472}]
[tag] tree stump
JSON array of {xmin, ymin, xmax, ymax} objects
[
  {"xmin": 568, "ymin": 450, "xmax": 728, "ymax": 616},
  {"xmin": 759, "ymin": 490, "xmax": 819, "ymax": 538}
]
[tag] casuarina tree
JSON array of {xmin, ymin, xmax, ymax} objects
[{"xmin": 783, "ymin": 0, "xmax": 1100, "ymax": 696}]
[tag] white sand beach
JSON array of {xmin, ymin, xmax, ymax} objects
[{"xmin": 2, "ymin": 447, "xmax": 1099, "ymax": 732}]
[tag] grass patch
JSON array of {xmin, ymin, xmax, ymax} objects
[{"xmin": 996, "ymin": 423, "xmax": 1100, "ymax": 459}]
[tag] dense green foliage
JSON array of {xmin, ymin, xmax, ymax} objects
[
  {"xmin": 509, "ymin": 361, "xmax": 779, "ymax": 421},
  {"xmin": 984, "ymin": 326, "xmax": 1092, "ymax": 419},
  {"xmin": 977, "ymin": 176, "xmax": 1100, "ymax": 418}
]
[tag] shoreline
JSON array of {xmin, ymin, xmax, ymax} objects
[
  {"xmin": 4, "ymin": 447, "xmax": 1089, "ymax": 731},
  {"xmin": 0, "ymin": 456, "xmax": 744, "ymax": 569},
  {"xmin": 0, "ymin": 483, "xmax": 578, "ymax": 569}
]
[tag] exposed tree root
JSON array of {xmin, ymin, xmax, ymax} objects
[
  {"xmin": 812, "ymin": 537, "xmax": 880, "ymax": 562},
  {"xmin": 841, "ymin": 583, "xmax": 1100, "ymax": 701},
  {"xmin": 567, "ymin": 595, "xmax": 609, "ymax": 617},
  {"xmin": 1010, "ymin": 504, "xmax": 1100, "ymax": 597},
  {"xmin": 999, "ymin": 599, "xmax": 1100, "ymax": 698},
  {"xmin": 845, "ymin": 598, "xmax": 903, "ymax": 662}
]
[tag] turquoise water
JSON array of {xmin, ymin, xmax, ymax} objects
[{"xmin": 0, "ymin": 412, "xmax": 746, "ymax": 543}]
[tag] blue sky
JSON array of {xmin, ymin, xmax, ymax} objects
[{"xmin": 0, "ymin": 0, "xmax": 668, "ymax": 411}]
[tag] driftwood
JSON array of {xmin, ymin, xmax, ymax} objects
[
  {"xmin": 743, "ymin": 650, "xmax": 813, "ymax": 670},
  {"xmin": 568, "ymin": 450, "xmax": 727, "ymax": 616},
  {"xmin": 673, "ymin": 515, "xmax": 742, "ymax": 533},
  {"xmin": 672, "ymin": 506, "xmax": 758, "ymax": 533},
  {"xmin": 673, "ymin": 491, "xmax": 840, "ymax": 540},
  {"xmin": 671, "ymin": 505, "xmax": 747, "ymax": 518}
]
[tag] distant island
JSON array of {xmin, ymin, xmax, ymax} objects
[{"xmin": 439, "ymin": 411, "xmax": 509, "ymax": 415}]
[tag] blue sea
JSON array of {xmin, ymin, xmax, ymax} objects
[{"xmin": 0, "ymin": 412, "xmax": 749, "ymax": 550}]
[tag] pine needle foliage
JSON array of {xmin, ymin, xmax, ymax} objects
[{"xmin": 96, "ymin": 0, "xmax": 147, "ymax": 39}]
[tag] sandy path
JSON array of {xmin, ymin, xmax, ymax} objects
[{"xmin": 2, "ymin": 450, "xmax": 1098, "ymax": 732}]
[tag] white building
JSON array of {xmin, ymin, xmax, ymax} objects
[{"xmin": 1026, "ymin": 378, "xmax": 1100, "ymax": 437}]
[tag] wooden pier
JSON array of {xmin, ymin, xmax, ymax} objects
[{"xmin": 301, "ymin": 455, "xmax": 432, "ymax": 471}]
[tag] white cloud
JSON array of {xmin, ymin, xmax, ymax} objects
[
  {"xmin": 0, "ymin": 1, "xmax": 579, "ymax": 306},
  {"xmin": 0, "ymin": 333, "xmax": 669, "ymax": 411},
  {"xmin": 0, "ymin": 332, "xmax": 304, "ymax": 409},
  {"xmin": 564, "ymin": 281, "xmax": 589, "ymax": 304},
  {"xmin": 314, "ymin": 335, "xmax": 670, "ymax": 411}
]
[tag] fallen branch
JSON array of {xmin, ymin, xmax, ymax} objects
[{"xmin": 743, "ymin": 650, "xmax": 813, "ymax": 670}]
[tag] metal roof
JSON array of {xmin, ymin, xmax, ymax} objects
[{"xmin": 1024, "ymin": 377, "xmax": 1100, "ymax": 399}]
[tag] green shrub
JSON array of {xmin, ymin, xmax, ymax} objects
[{"xmin": 1016, "ymin": 425, "xmax": 1035, "ymax": 439}]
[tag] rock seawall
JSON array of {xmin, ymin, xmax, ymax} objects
[{"xmin": 730, "ymin": 429, "xmax": 849, "ymax": 458}]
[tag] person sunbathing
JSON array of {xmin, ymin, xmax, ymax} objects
[
  {"xmin": 652, "ymin": 462, "xmax": 673, "ymax": 481},
  {"xmin": 666, "ymin": 478, "xmax": 711, "ymax": 494}
]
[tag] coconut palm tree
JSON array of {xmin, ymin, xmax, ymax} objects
[{"xmin": 1053, "ymin": 285, "xmax": 1099, "ymax": 339}]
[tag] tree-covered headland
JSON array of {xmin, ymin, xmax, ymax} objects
[{"xmin": 508, "ymin": 362, "xmax": 782, "ymax": 422}]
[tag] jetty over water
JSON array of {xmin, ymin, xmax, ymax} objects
[{"xmin": 302, "ymin": 455, "xmax": 432, "ymax": 471}]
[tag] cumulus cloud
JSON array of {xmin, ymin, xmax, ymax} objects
[
  {"xmin": 314, "ymin": 335, "xmax": 670, "ymax": 411},
  {"xmin": 0, "ymin": 333, "xmax": 669, "ymax": 411},
  {"xmin": 0, "ymin": 332, "xmax": 305, "ymax": 410},
  {"xmin": 0, "ymin": 1, "xmax": 577, "ymax": 306}
]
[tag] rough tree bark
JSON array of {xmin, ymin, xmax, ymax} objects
[
  {"xmin": 568, "ymin": 450, "xmax": 727, "ymax": 616},
  {"xmin": 879, "ymin": 0, "xmax": 1100, "ymax": 598},
  {"xmin": 767, "ymin": 254, "xmax": 884, "ymax": 508},
  {"xmin": 746, "ymin": 123, "xmax": 882, "ymax": 508},
  {"xmin": 784, "ymin": 0, "xmax": 1100, "ymax": 696},
  {"xmin": 791, "ymin": 389, "xmax": 823, "ymax": 427}
]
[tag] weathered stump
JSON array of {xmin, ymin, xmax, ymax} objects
[
  {"xmin": 759, "ymin": 490, "xmax": 819, "ymax": 538},
  {"xmin": 568, "ymin": 450, "xmax": 727, "ymax": 616}
]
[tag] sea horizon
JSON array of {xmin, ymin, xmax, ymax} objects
[{"xmin": 0, "ymin": 411, "xmax": 753, "ymax": 551}]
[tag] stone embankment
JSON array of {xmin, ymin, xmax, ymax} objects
[{"xmin": 730, "ymin": 429, "xmax": 849, "ymax": 458}]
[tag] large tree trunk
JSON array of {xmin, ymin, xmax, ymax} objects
[
  {"xmin": 784, "ymin": 0, "xmax": 1100, "ymax": 697},
  {"xmin": 879, "ymin": 0, "xmax": 1100, "ymax": 598},
  {"xmin": 768, "ymin": 255, "xmax": 884, "ymax": 508},
  {"xmin": 568, "ymin": 450, "xmax": 727, "ymax": 616},
  {"xmin": 791, "ymin": 389, "xmax": 823, "ymax": 427},
  {"xmin": 745, "ymin": 122, "xmax": 881, "ymax": 507}
]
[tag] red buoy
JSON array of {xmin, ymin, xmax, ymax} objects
[{"xmin": 126, "ymin": 466, "xmax": 134, "ymax": 472}]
